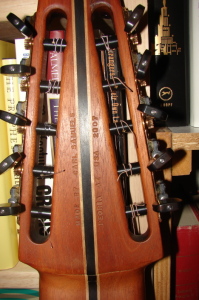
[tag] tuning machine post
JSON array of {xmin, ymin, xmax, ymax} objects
[
  {"xmin": 43, "ymin": 39, "xmax": 67, "ymax": 52},
  {"xmin": 16, "ymin": 101, "xmax": 27, "ymax": 117},
  {"xmin": 8, "ymin": 185, "xmax": 20, "ymax": 204},
  {"xmin": 31, "ymin": 206, "xmax": 51, "ymax": 219},
  {"xmin": 147, "ymin": 139, "xmax": 174, "ymax": 172},
  {"xmin": 33, "ymin": 165, "xmax": 55, "ymax": 178},
  {"xmin": 153, "ymin": 180, "xmax": 181, "ymax": 213},
  {"xmin": 36, "ymin": 123, "xmax": 57, "ymax": 136}
]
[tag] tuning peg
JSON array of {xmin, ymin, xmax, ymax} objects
[
  {"xmin": 124, "ymin": 4, "xmax": 145, "ymax": 33},
  {"xmin": 0, "ymin": 152, "xmax": 25, "ymax": 175},
  {"xmin": 0, "ymin": 110, "xmax": 31, "ymax": 126},
  {"xmin": 125, "ymin": 203, "xmax": 147, "ymax": 217},
  {"xmin": 95, "ymin": 35, "xmax": 118, "ymax": 50},
  {"xmin": 137, "ymin": 104, "xmax": 168, "ymax": 121},
  {"xmin": 153, "ymin": 180, "xmax": 181, "ymax": 213},
  {"xmin": 40, "ymin": 80, "xmax": 61, "ymax": 94},
  {"xmin": 147, "ymin": 139, "xmax": 174, "ymax": 171},
  {"xmin": 21, "ymin": 79, "xmax": 61, "ymax": 94},
  {"xmin": 136, "ymin": 50, "xmax": 151, "ymax": 81},
  {"xmin": 36, "ymin": 123, "xmax": 57, "ymax": 136},
  {"xmin": 109, "ymin": 120, "xmax": 133, "ymax": 135},
  {"xmin": 0, "ymin": 64, "xmax": 35, "ymax": 77},
  {"xmin": 31, "ymin": 207, "xmax": 51, "ymax": 219},
  {"xmin": 7, "ymin": 13, "xmax": 36, "ymax": 37},
  {"xmin": 117, "ymin": 162, "xmax": 140, "ymax": 176},
  {"xmin": 43, "ymin": 38, "xmax": 67, "ymax": 52},
  {"xmin": 0, "ymin": 202, "xmax": 25, "ymax": 216}
]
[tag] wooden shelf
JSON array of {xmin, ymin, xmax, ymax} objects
[
  {"xmin": 170, "ymin": 126, "xmax": 199, "ymax": 151},
  {"xmin": 156, "ymin": 126, "xmax": 199, "ymax": 177},
  {"xmin": 0, "ymin": 1, "xmax": 38, "ymax": 42},
  {"xmin": 0, "ymin": 262, "xmax": 39, "ymax": 289}
]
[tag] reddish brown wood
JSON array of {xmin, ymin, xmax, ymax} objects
[
  {"xmin": 19, "ymin": 0, "xmax": 163, "ymax": 299},
  {"xmin": 39, "ymin": 269, "xmax": 145, "ymax": 300}
]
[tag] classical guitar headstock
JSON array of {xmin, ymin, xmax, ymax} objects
[{"xmin": 0, "ymin": 0, "xmax": 181, "ymax": 298}]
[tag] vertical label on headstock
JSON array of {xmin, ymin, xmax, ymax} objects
[
  {"xmin": 70, "ymin": 113, "xmax": 81, "ymax": 226},
  {"xmin": 92, "ymin": 116, "xmax": 99, "ymax": 138},
  {"xmin": 93, "ymin": 151, "xmax": 99, "ymax": 167},
  {"xmin": 96, "ymin": 195, "xmax": 103, "ymax": 226},
  {"xmin": 70, "ymin": 113, "xmax": 77, "ymax": 150}
]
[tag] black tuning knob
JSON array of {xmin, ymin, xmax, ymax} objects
[
  {"xmin": 0, "ymin": 64, "xmax": 35, "ymax": 77},
  {"xmin": 0, "ymin": 152, "xmax": 25, "ymax": 175},
  {"xmin": 0, "ymin": 110, "xmax": 31, "ymax": 126},
  {"xmin": 124, "ymin": 4, "xmax": 145, "ymax": 33},
  {"xmin": 7, "ymin": 13, "xmax": 36, "ymax": 37},
  {"xmin": 147, "ymin": 139, "xmax": 174, "ymax": 171},
  {"xmin": 136, "ymin": 50, "xmax": 152, "ymax": 80},
  {"xmin": 153, "ymin": 198, "xmax": 182, "ymax": 213},
  {"xmin": 148, "ymin": 148, "xmax": 174, "ymax": 171},
  {"xmin": 0, "ymin": 203, "xmax": 25, "ymax": 216},
  {"xmin": 137, "ymin": 104, "xmax": 168, "ymax": 121}
]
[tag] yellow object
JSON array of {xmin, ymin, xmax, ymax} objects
[
  {"xmin": 0, "ymin": 40, "xmax": 18, "ymax": 270},
  {"xmin": 2, "ymin": 58, "xmax": 21, "ymax": 185}
]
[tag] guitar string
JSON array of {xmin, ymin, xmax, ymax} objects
[
  {"xmin": 38, "ymin": 218, "xmax": 50, "ymax": 236},
  {"xmin": 37, "ymin": 169, "xmax": 65, "ymax": 179},
  {"xmin": 53, "ymin": 38, "xmax": 64, "ymax": 52},
  {"xmin": 101, "ymin": 35, "xmax": 143, "ymax": 235},
  {"xmin": 45, "ymin": 80, "xmax": 60, "ymax": 94}
]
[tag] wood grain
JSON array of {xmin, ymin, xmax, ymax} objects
[{"xmin": 18, "ymin": 0, "xmax": 163, "ymax": 298}]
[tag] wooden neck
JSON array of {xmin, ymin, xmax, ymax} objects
[{"xmin": 39, "ymin": 269, "xmax": 146, "ymax": 300}]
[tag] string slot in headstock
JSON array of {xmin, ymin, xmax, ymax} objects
[
  {"xmin": 22, "ymin": 9, "xmax": 68, "ymax": 242},
  {"xmin": 91, "ymin": 6, "xmax": 150, "ymax": 237}
]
